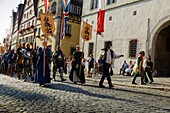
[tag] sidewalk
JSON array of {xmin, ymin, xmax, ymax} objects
[{"xmin": 61, "ymin": 74, "xmax": 170, "ymax": 91}]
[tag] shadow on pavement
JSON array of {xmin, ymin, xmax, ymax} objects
[
  {"xmin": 44, "ymin": 83, "xmax": 136, "ymax": 103},
  {"xmin": 46, "ymin": 81, "xmax": 170, "ymax": 100},
  {"xmin": 0, "ymin": 85, "xmax": 49, "ymax": 102}
]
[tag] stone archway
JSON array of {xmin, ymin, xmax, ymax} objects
[{"xmin": 150, "ymin": 17, "xmax": 170, "ymax": 76}]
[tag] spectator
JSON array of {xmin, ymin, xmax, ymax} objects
[
  {"xmin": 97, "ymin": 56, "xmax": 103, "ymax": 76},
  {"xmin": 120, "ymin": 61, "xmax": 129, "ymax": 75},
  {"xmin": 87, "ymin": 54, "xmax": 94, "ymax": 77},
  {"xmin": 125, "ymin": 61, "xmax": 134, "ymax": 76}
]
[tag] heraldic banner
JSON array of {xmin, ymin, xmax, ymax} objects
[
  {"xmin": 81, "ymin": 21, "xmax": 92, "ymax": 41},
  {"xmin": 40, "ymin": 13, "xmax": 55, "ymax": 36}
]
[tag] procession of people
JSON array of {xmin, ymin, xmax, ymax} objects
[{"xmin": 0, "ymin": 41, "xmax": 155, "ymax": 88}]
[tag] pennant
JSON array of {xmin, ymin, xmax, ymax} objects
[
  {"xmin": 61, "ymin": 0, "xmax": 71, "ymax": 39},
  {"xmin": 44, "ymin": 0, "xmax": 49, "ymax": 11},
  {"xmin": 81, "ymin": 21, "xmax": 92, "ymax": 41}
]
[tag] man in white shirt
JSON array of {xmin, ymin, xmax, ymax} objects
[{"xmin": 99, "ymin": 41, "xmax": 124, "ymax": 89}]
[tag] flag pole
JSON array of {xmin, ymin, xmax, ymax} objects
[
  {"xmin": 59, "ymin": 4, "xmax": 63, "ymax": 46},
  {"xmin": 94, "ymin": 32, "xmax": 98, "ymax": 77}
]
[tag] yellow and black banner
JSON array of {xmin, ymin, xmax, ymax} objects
[
  {"xmin": 40, "ymin": 13, "xmax": 55, "ymax": 36},
  {"xmin": 81, "ymin": 21, "xmax": 92, "ymax": 41}
]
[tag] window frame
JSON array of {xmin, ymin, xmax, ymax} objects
[
  {"xmin": 65, "ymin": 24, "xmax": 72, "ymax": 35},
  {"xmin": 88, "ymin": 42, "xmax": 94, "ymax": 56},
  {"xmin": 129, "ymin": 39, "xmax": 138, "ymax": 58},
  {"xmin": 107, "ymin": 0, "xmax": 115, "ymax": 5}
]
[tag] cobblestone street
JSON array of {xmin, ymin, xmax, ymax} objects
[{"xmin": 0, "ymin": 75, "xmax": 170, "ymax": 113}]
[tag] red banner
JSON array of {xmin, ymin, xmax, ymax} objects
[{"xmin": 97, "ymin": 10, "xmax": 105, "ymax": 33}]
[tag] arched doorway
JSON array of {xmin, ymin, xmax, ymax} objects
[{"xmin": 151, "ymin": 20, "xmax": 170, "ymax": 76}]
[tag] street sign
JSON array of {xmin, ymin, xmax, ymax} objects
[
  {"xmin": 81, "ymin": 21, "xmax": 92, "ymax": 41},
  {"xmin": 40, "ymin": 13, "xmax": 55, "ymax": 36}
]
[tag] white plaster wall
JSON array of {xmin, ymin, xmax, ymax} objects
[{"xmin": 81, "ymin": 0, "xmax": 170, "ymax": 73}]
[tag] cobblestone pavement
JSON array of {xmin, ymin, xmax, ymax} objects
[{"xmin": 0, "ymin": 75, "xmax": 170, "ymax": 113}]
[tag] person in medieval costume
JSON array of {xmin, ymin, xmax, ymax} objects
[
  {"xmin": 99, "ymin": 41, "xmax": 124, "ymax": 89},
  {"xmin": 143, "ymin": 55, "xmax": 154, "ymax": 83},
  {"xmin": 34, "ymin": 47, "xmax": 51, "ymax": 86},
  {"xmin": 69, "ymin": 45, "xmax": 85, "ymax": 84},
  {"xmin": 52, "ymin": 46, "xmax": 66, "ymax": 82},
  {"xmin": 132, "ymin": 51, "xmax": 146, "ymax": 85}
]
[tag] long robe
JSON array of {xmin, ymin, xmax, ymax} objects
[
  {"xmin": 34, "ymin": 47, "xmax": 51, "ymax": 85},
  {"xmin": 69, "ymin": 51, "xmax": 85, "ymax": 83}
]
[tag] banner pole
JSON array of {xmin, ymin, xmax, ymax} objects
[{"xmin": 94, "ymin": 32, "xmax": 98, "ymax": 76}]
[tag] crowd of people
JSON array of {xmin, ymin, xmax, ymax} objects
[{"xmin": 0, "ymin": 41, "xmax": 155, "ymax": 88}]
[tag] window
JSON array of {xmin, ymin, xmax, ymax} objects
[
  {"xmin": 24, "ymin": 14, "xmax": 26, "ymax": 18},
  {"xmin": 95, "ymin": 0, "xmax": 98, "ymax": 8},
  {"xmin": 27, "ymin": 12, "xmax": 28, "ymax": 18},
  {"xmin": 51, "ymin": 2, "xmax": 56, "ymax": 12},
  {"xmin": 28, "ymin": 1, "xmax": 30, "ymax": 6},
  {"xmin": 30, "ymin": 36, "xmax": 33, "ymax": 42},
  {"xmin": 78, "ymin": 7, "xmax": 81, "ymax": 15},
  {"xmin": 133, "ymin": 11, "xmax": 137, "ymax": 16},
  {"xmin": 19, "ymin": 39, "xmax": 22, "ymax": 43},
  {"xmin": 65, "ymin": 24, "xmax": 71, "ymax": 34},
  {"xmin": 27, "ymin": 22, "xmax": 30, "ymax": 27},
  {"xmin": 109, "ymin": 16, "xmax": 112, "ymax": 21},
  {"xmin": 91, "ymin": 0, "xmax": 98, "ymax": 10},
  {"xmin": 107, "ymin": 0, "xmax": 115, "ymax": 5},
  {"xmin": 70, "ymin": 5, "xmax": 74, "ymax": 13},
  {"xmin": 75, "ymin": 6, "xmax": 78, "ymax": 14},
  {"xmin": 20, "ymin": 25, "xmax": 23, "ymax": 29},
  {"xmin": 32, "ymin": 20, "xmax": 34, "ymax": 25},
  {"xmin": 26, "ymin": 37, "xmax": 28, "ymax": 42},
  {"xmin": 129, "ymin": 39, "xmax": 137, "ymax": 58},
  {"xmin": 39, "ymin": 9, "xmax": 43, "ymax": 17},
  {"xmin": 30, "ymin": 9, "xmax": 32, "ymax": 15},
  {"xmin": 88, "ymin": 43, "xmax": 94, "ymax": 56},
  {"xmin": 38, "ymin": 28, "xmax": 41, "ymax": 36},
  {"xmin": 91, "ymin": 20, "xmax": 94, "ymax": 24}
]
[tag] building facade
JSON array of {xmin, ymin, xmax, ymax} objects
[
  {"xmin": 60, "ymin": 0, "xmax": 83, "ymax": 57},
  {"xmin": 35, "ymin": 0, "xmax": 83, "ymax": 57},
  {"xmin": 82, "ymin": 0, "xmax": 170, "ymax": 76},
  {"xmin": 12, "ymin": 3, "xmax": 24, "ymax": 50},
  {"xmin": 35, "ymin": 0, "xmax": 60, "ymax": 52},
  {"xmin": 18, "ymin": 0, "xmax": 36, "ymax": 46}
]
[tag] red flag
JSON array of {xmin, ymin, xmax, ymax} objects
[
  {"xmin": 44, "ymin": 0, "xmax": 49, "ymax": 11},
  {"xmin": 97, "ymin": 9, "xmax": 105, "ymax": 33}
]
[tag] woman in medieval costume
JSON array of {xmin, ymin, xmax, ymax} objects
[
  {"xmin": 143, "ymin": 55, "xmax": 154, "ymax": 83},
  {"xmin": 69, "ymin": 45, "xmax": 85, "ymax": 84},
  {"xmin": 132, "ymin": 51, "xmax": 146, "ymax": 85},
  {"xmin": 34, "ymin": 47, "xmax": 51, "ymax": 86}
]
